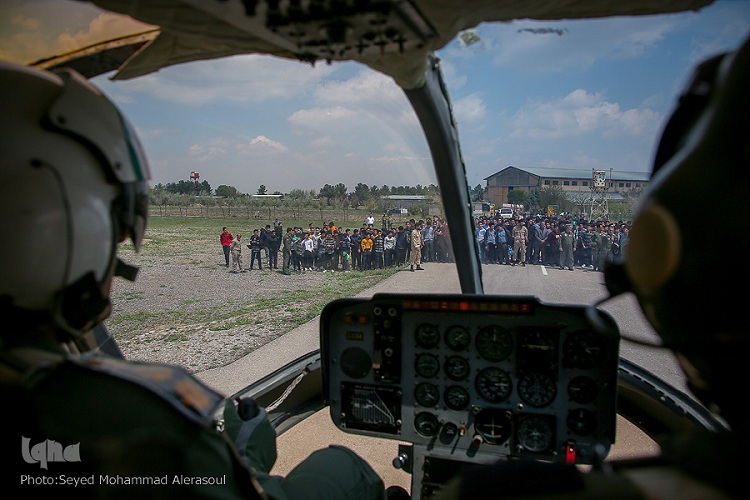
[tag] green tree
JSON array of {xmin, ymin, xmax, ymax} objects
[
  {"xmin": 198, "ymin": 180, "xmax": 212, "ymax": 195},
  {"xmin": 507, "ymin": 189, "xmax": 528, "ymax": 208},
  {"xmin": 353, "ymin": 183, "xmax": 371, "ymax": 204},
  {"xmin": 215, "ymin": 184, "xmax": 240, "ymax": 198},
  {"xmin": 470, "ymin": 184, "xmax": 484, "ymax": 201}
]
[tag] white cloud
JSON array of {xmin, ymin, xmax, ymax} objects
[
  {"xmin": 107, "ymin": 54, "xmax": 338, "ymax": 106},
  {"xmin": 188, "ymin": 137, "xmax": 230, "ymax": 162},
  {"xmin": 509, "ymin": 89, "xmax": 661, "ymax": 139},
  {"xmin": 454, "ymin": 93, "xmax": 486, "ymax": 123},
  {"xmin": 288, "ymin": 106, "xmax": 359, "ymax": 133}
]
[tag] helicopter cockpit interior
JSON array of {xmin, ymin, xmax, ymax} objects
[{"xmin": 3, "ymin": 1, "xmax": 748, "ymax": 498}]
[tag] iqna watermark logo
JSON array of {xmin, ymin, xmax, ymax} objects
[{"xmin": 22, "ymin": 437, "xmax": 81, "ymax": 469}]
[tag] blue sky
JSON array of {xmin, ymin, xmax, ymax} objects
[{"xmin": 2, "ymin": 1, "xmax": 749, "ymax": 194}]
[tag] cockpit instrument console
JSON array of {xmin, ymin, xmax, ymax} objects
[{"xmin": 321, "ymin": 293, "xmax": 619, "ymax": 495}]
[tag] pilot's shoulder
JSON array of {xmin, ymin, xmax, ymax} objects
[{"xmin": 69, "ymin": 354, "xmax": 225, "ymax": 425}]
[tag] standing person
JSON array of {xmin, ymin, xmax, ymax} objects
[
  {"xmin": 558, "ymin": 225, "xmax": 575, "ymax": 271},
  {"xmin": 545, "ymin": 223, "xmax": 561, "ymax": 266},
  {"xmin": 405, "ymin": 219, "xmax": 414, "ymax": 264},
  {"xmin": 220, "ymin": 226, "xmax": 233, "ymax": 267},
  {"xmin": 395, "ymin": 226, "xmax": 408, "ymax": 266},
  {"xmin": 596, "ymin": 224, "xmax": 613, "ymax": 272},
  {"xmin": 260, "ymin": 224, "xmax": 272, "ymax": 266},
  {"xmin": 512, "ymin": 219, "xmax": 529, "ymax": 266},
  {"xmin": 383, "ymin": 230, "xmax": 396, "ymax": 267},
  {"xmin": 282, "ymin": 226, "xmax": 294, "ymax": 275},
  {"xmin": 589, "ymin": 223, "xmax": 601, "ymax": 270},
  {"xmin": 0, "ymin": 61, "xmax": 384, "ymax": 500},
  {"xmin": 267, "ymin": 227, "xmax": 279, "ymax": 269},
  {"xmin": 476, "ymin": 221, "xmax": 487, "ymax": 263},
  {"xmin": 434, "ymin": 220, "xmax": 446, "ymax": 262},
  {"xmin": 496, "ymin": 222, "xmax": 509, "ymax": 264},
  {"xmin": 529, "ymin": 218, "xmax": 543, "ymax": 264},
  {"xmin": 421, "ymin": 219, "xmax": 435, "ymax": 262},
  {"xmin": 303, "ymin": 231, "xmax": 316, "ymax": 270},
  {"xmin": 292, "ymin": 228, "xmax": 304, "ymax": 272},
  {"xmin": 248, "ymin": 228, "xmax": 263, "ymax": 270},
  {"xmin": 618, "ymin": 224, "xmax": 630, "ymax": 262},
  {"xmin": 311, "ymin": 227, "xmax": 322, "ymax": 270},
  {"xmin": 350, "ymin": 228, "xmax": 363, "ymax": 271},
  {"xmin": 229, "ymin": 232, "xmax": 245, "ymax": 273},
  {"xmin": 577, "ymin": 223, "xmax": 592, "ymax": 268},
  {"xmin": 340, "ymin": 228, "xmax": 352, "ymax": 271},
  {"xmin": 360, "ymin": 231, "xmax": 374, "ymax": 271},
  {"xmin": 366, "ymin": 213, "xmax": 375, "ymax": 226},
  {"xmin": 483, "ymin": 223, "xmax": 497, "ymax": 264},
  {"xmin": 321, "ymin": 229, "xmax": 337, "ymax": 272},
  {"xmin": 410, "ymin": 220, "xmax": 425, "ymax": 271},
  {"xmin": 372, "ymin": 229, "xmax": 385, "ymax": 269}
]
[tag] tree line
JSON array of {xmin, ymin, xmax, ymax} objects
[{"xmin": 149, "ymin": 179, "xmax": 637, "ymax": 220}]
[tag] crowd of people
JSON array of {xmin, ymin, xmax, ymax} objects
[
  {"xmin": 475, "ymin": 213, "xmax": 630, "ymax": 271},
  {"xmin": 221, "ymin": 211, "xmax": 630, "ymax": 275},
  {"xmin": 220, "ymin": 215, "xmax": 456, "ymax": 275}
]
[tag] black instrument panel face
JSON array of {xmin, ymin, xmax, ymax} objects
[{"xmin": 322, "ymin": 294, "xmax": 620, "ymax": 465}]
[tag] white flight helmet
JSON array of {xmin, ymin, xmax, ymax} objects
[{"xmin": 0, "ymin": 61, "xmax": 150, "ymax": 335}]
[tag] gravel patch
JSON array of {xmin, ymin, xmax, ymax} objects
[{"xmin": 107, "ymin": 235, "xmax": 395, "ymax": 373}]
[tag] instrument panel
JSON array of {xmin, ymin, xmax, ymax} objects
[{"xmin": 321, "ymin": 294, "xmax": 619, "ymax": 466}]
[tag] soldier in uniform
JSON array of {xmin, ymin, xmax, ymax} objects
[
  {"xmin": 230, "ymin": 233, "xmax": 245, "ymax": 273},
  {"xmin": 558, "ymin": 225, "xmax": 576, "ymax": 271},
  {"xmin": 0, "ymin": 62, "xmax": 383, "ymax": 500},
  {"xmin": 511, "ymin": 219, "xmax": 528, "ymax": 266},
  {"xmin": 591, "ymin": 223, "xmax": 605, "ymax": 272},
  {"xmin": 409, "ymin": 220, "xmax": 424, "ymax": 271},
  {"xmin": 281, "ymin": 226, "xmax": 294, "ymax": 275}
]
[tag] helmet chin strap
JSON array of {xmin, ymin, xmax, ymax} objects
[
  {"xmin": 114, "ymin": 258, "xmax": 139, "ymax": 282},
  {"xmin": 57, "ymin": 271, "xmax": 111, "ymax": 333}
]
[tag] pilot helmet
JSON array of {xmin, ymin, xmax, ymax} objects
[
  {"xmin": 0, "ymin": 61, "xmax": 150, "ymax": 335},
  {"xmin": 610, "ymin": 35, "xmax": 750, "ymax": 425}
]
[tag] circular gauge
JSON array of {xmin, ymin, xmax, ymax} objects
[
  {"xmin": 415, "ymin": 323, "xmax": 440, "ymax": 349},
  {"xmin": 444, "ymin": 325, "xmax": 471, "ymax": 351},
  {"xmin": 517, "ymin": 416, "xmax": 554, "ymax": 452},
  {"xmin": 444, "ymin": 385, "xmax": 470, "ymax": 411},
  {"xmin": 518, "ymin": 372, "xmax": 557, "ymax": 407},
  {"xmin": 567, "ymin": 408, "xmax": 596, "ymax": 435},
  {"xmin": 339, "ymin": 347, "xmax": 371, "ymax": 379},
  {"xmin": 414, "ymin": 412, "xmax": 441, "ymax": 437},
  {"xmin": 415, "ymin": 382, "xmax": 440, "ymax": 407},
  {"xmin": 476, "ymin": 325, "xmax": 513, "ymax": 361},
  {"xmin": 444, "ymin": 355, "xmax": 470, "ymax": 381},
  {"xmin": 473, "ymin": 408, "xmax": 512, "ymax": 445},
  {"xmin": 415, "ymin": 353, "xmax": 440, "ymax": 378},
  {"xmin": 475, "ymin": 367, "xmax": 512, "ymax": 403},
  {"xmin": 568, "ymin": 376, "xmax": 598, "ymax": 404},
  {"xmin": 563, "ymin": 331, "xmax": 603, "ymax": 369}
]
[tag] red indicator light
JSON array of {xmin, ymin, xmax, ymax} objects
[
  {"xmin": 459, "ymin": 301, "xmax": 469, "ymax": 311},
  {"xmin": 564, "ymin": 442, "xmax": 576, "ymax": 464}
]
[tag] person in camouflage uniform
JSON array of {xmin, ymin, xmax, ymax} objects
[{"xmin": 558, "ymin": 225, "xmax": 576, "ymax": 271}]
